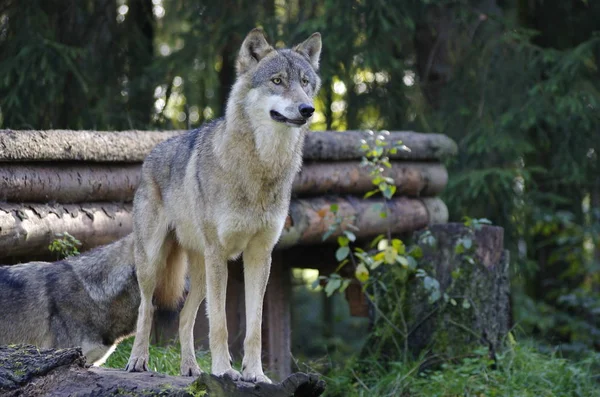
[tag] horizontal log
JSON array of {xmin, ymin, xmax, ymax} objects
[
  {"xmin": 0, "ymin": 164, "xmax": 141, "ymax": 202},
  {"xmin": 0, "ymin": 202, "xmax": 132, "ymax": 258},
  {"xmin": 0, "ymin": 197, "xmax": 447, "ymax": 259},
  {"xmin": 303, "ymin": 130, "xmax": 458, "ymax": 161},
  {"xmin": 0, "ymin": 129, "xmax": 456, "ymax": 162},
  {"xmin": 280, "ymin": 196, "xmax": 447, "ymax": 248},
  {"xmin": 293, "ymin": 161, "xmax": 447, "ymax": 197},
  {"xmin": 0, "ymin": 130, "xmax": 181, "ymax": 162},
  {"xmin": 0, "ymin": 162, "xmax": 447, "ymax": 203}
]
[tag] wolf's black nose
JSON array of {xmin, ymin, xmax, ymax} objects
[{"xmin": 299, "ymin": 103, "xmax": 315, "ymax": 118}]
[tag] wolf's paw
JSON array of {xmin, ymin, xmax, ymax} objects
[
  {"xmin": 180, "ymin": 360, "xmax": 203, "ymax": 377},
  {"xmin": 215, "ymin": 367, "xmax": 242, "ymax": 381},
  {"xmin": 242, "ymin": 369, "xmax": 272, "ymax": 384},
  {"xmin": 125, "ymin": 354, "xmax": 149, "ymax": 372}
]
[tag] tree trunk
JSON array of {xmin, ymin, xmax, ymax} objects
[
  {"xmin": 0, "ymin": 130, "xmax": 456, "ymax": 162},
  {"xmin": 407, "ymin": 223, "xmax": 509, "ymax": 360},
  {"xmin": 0, "ymin": 345, "xmax": 326, "ymax": 397}
]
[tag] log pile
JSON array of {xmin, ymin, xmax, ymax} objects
[{"xmin": 0, "ymin": 129, "xmax": 455, "ymax": 261}]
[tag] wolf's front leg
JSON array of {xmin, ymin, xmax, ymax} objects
[
  {"xmin": 179, "ymin": 250, "xmax": 206, "ymax": 376},
  {"xmin": 241, "ymin": 236, "xmax": 274, "ymax": 384},
  {"xmin": 205, "ymin": 248, "xmax": 241, "ymax": 380}
]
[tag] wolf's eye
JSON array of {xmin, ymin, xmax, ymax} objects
[
  {"xmin": 272, "ymin": 77, "xmax": 282, "ymax": 85},
  {"xmin": 301, "ymin": 77, "xmax": 309, "ymax": 86}
]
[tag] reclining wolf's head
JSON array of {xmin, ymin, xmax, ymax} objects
[{"xmin": 231, "ymin": 28, "xmax": 322, "ymax": 129}]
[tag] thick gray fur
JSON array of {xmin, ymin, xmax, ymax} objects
[
  {"xmin": 125, "ymin": 29, "xmax": 322, "ymax": 383},
  {"xmin": 0, "ymin": 235, "xmax": 139, "ymax": 365}
]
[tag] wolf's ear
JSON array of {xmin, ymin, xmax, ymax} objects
[
  {"xmin": 294, "ymin": 32, "xmax": 322, "ymax": 71},
  {"xmin": 237, "ymin": 28, "xmax": 274, "ymax": 74}
]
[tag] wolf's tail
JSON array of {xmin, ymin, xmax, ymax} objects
[{"xmin": 153, "ymin": 243, "xmax": 187, "ymax": 310}]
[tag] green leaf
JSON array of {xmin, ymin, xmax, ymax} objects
[
  {"xmin": 355, "ymin": 263, "xmax": 370, "ymax": 283},
  {"xmin": 364, "ymin": 189, "xmax": 379, "ymax": 199},
  {"xmin": 450, "ymin": 298, "xmax": 457, "ymax": 306},
  {"xmin": 397, "ymin": 255, "xmax": 409, "ymax": 267},
  {"xmin": 324, "ymin": 278, "xmax": 342, "ymax": 297},
  {"xmin": 410, "ymin": 245, "xmax": 423, "ymax": 259},
  {"xmin": 337, "ymin": 235, "xmax": 349, "ymax": 247},
  {"xmin": 336, "ymin": 246, "xmax": 350, "ymax": 261},
  {"xmin": 330, "ymin": 203, "xmax": 339, "ymax": 213},
  {"xmin": 311, "ymin": 279, "xmax": 321, "ymax": 289},
  {"xmin": 339, "ymin": 279, "xmax": 352, "ymax": 294},
  {"xmin": 462, "ymin": 299, "xmax": 471, "ymax": 309},
  {"xmin": 377, "ymin": 239, "xmax": 389, "ymax": 250},
  {"xmin": 462, "ymin": 238, "xmax": 472, "ymax": 250},
  {"xmin": 406, "ymin": 255, "xmax": 418, "ymax": 270},
  {"xmin": 322, "ymin": 228, "xmax": 335, "ymax": 241},
  {"xmin": 392, "ymin": 239, "xmax": 405, "ymax": 254},
  {"xmin": 385, "ymin": 247, "xmax": 397, "ymax": 264},
  {"xmin": 343, "ymin": 231, "xmax": 357, "ymax": 242},
  {"xmin": 370, "ymin": 234, "xmax": 385, "ymax": 248},
  {"xmin": 455, "ymin": 243, "xmax": 465, "ymax": 254},
  {"xmin": 379, "ymin": 211, "xmax": 388, "ymax": 218}
]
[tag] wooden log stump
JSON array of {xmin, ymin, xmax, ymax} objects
[
  {"xmin": 0, "ymin": 345, "xmax": 326, "ymax": 397},
  {"xmin": 406, "ymin": 223, "xmax": 510, "ymax": 359}
]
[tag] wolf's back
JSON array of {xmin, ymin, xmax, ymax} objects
[{"xmin": 0, "ymin": 235, "xmax": 138, "ymax": 355}]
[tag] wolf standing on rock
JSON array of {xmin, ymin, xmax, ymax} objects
[{"xmin": 125, "ymin": 29, "xmax": 322, "ymax": 383}]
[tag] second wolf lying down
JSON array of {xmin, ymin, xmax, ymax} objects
[{"xmin": 0, "ymin": 236, "xmax": 140, "ymax": 365}]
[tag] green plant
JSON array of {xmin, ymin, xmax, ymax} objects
[
  {"xmin": 103, "ymin": 337, "xmax": 211, "ymax": 376},
  {"xmin": 48, "ymin": 232, "xmax": 82, "ymax": 259},
  {"xmin": 323, "ymin": 338, "xmax": 600, "ymax": 397}
]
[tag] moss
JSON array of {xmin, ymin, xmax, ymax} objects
[{"xmin": 186, "ymin": 381, "xmax": 208, "ymax": 397}]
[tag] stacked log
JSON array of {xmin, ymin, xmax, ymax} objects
[{"xmin": 0, "ymin": 129, "xmax": 456, "ymax": 261}]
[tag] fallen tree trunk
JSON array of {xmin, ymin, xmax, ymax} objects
[
  {"xmin": 0, "ymin": 164, "xmax": 141, "ymax": 202},
  {"xmin": 0, "ymin": 162, "xmax": 447, "ymax": 203},
  {"xmin": 0, "ymin": 129, "xmax": 456, "ymax": 162},
  {"xmin": 0, "ymin": 202, "xmax": 132, "ymax": 258},
  {"xmin": 0, "ymin": 345, "xmax": 326, "ymax": 397},
  {"xmin": 293, "ymin": 161, "xmax": 447, "ymax": 197},
  {"xmin": 0, "ymin": 197, "xmax": 447, "ymax": 259}
]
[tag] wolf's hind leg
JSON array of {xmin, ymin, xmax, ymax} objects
[
  {"xmin": 205, "ymin": 248, "xmax": 241, "ymax": 380},
  {"xmin": 179, "ymin": 250, "xmax": 206, "ymax": 376},
  {"xmin": 241, "ymin": 234, "xmax": 275, "ymax": 384}
]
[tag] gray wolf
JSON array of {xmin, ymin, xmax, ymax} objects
[
  {"xmin": 125, "ymin": 28, "xmax": 322, "ymax": 383},
  {"xmin": 0, "ymin": 235, "xmax": 140, "ymax": 365}
]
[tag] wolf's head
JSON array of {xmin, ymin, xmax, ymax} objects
[{"xmin": 233, "ymin": 28, "xmax": 322, "ymax": 129}]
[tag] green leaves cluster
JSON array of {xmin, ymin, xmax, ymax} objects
[{"xmin": 48, "ymin": 232, "xmax": 82, "ymax": 259}]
